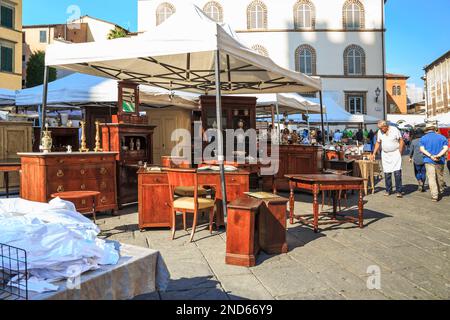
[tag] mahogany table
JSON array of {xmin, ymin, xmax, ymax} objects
[
  {"xmin": 0, "ymin": 160, "xmax": 21, "ymax": 198},
  {"xmin": 51, "ymin": 191, "xmax": 101, "ymax": 223},
  {"xmin": 285, "ymin": 174, "xmax": 365, "ymax": 233}
]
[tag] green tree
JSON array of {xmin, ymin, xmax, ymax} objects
[
  {"xmin": 107, "ymin": 26, "xmax": 128, "ymax": 39},
  {"xmin": 25, "ymin": 51, "xmax": 57, "ymax": 88}
]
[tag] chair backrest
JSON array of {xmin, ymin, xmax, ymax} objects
[{"xmin": 166, "ymin": 168, "xmax": 199, "ymax": 209}]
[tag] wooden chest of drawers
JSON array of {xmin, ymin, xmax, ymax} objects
[{"xmin": 18, "ymin": 152, "xmax": 118, "ymax": 213}]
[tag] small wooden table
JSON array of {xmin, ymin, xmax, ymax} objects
[
  {"xmin": 51, "ymin": 191, "xmax": 101, "ymax": 223},
  {"xmin": 0, "ymin": 160, "xmax": 21, "ymax": 198},
  {"xmin": 353, "ymin": 160, "xmax": 381, "ymax": 195},
  {"xmin": 285, "ymin": 174, "xmax": 365, "ymax": 233}
]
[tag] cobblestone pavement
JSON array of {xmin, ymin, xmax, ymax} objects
[{"xmin": 97, "ymin": 157, "xmax": 450, "ymax": 300}]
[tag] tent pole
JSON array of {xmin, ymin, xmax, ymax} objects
[
  {"xmin": 319, "ymin": 91, "xmax": 325, "ymax": 146},
  {"xmin": 275, "ymin": 102, "xmax": 281, "ymax": 143},
  {"xmin": 214, "ymin": 50, "xmax": 228, "ymax": 221},
  {"xmin": 40, "ymin": 66, "xmax": 50, "ymax": 141},
  {"xmin": 271, "ymin": 104, "xmax": 275, "ymax": 128}
]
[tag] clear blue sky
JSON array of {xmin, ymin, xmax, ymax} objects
[{"xmin": 23, "ymin": 0, "xmax": 450, "ymax": 88}]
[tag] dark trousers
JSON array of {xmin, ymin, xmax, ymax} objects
[
  {"xmin": 447, "ymin": 161, "xmax": 450, "ymax": 175},
  {"xmin": 385, "ymin": 170, "xmax": 403, "ymax": 193},
  {"xmin": 414, "ymin": 164, "xmax": 426, "ymax": 183}
]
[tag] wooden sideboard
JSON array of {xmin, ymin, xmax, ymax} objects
[
  {"xmin": 18, "ymin": 152, "xmax": 118, "ymax": 213},
  {"xmin": 137, "ymin": 168, "xmax": 250, "ymax": 230},
  {"xmin": 262, "ymin": 144, "xmax": 324, "ymax": 191}
]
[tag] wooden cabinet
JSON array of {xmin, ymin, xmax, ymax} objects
[
  {"xmin": 137, "ymin": 168, "xmax": 250, "ymax": 229},
  {"xmin": 32, "ymin": 127, "xmax": 80, "ymax": 152},
  {"xmin": 262, "ymin": 145, "xmax": 324, "ymax": 191},
  {"xmin": 0, "ymin": 121, "xmax": 33, "ymax": 191},
  {"xmin": 19, "ymin": 152, "xmax": 118, "ymax": 213},
  {"xmin": 101, "ymin": 123, "xmax": 155, "ymax": 206}
]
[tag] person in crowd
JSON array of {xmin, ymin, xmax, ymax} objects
[
  {"xmin": 409, "ymin": 129, "xmax": 426, "ymax": 192},
  {"xmin": 317, "ymin": 130, "xmax": 323, "ymax": 144},
  {"xmin": 370, "ymin": 120, "xmax": 405, "ymax": 197},
  {"xmin": 403, "ymin": 130, "xmax": 411, "ymax": 152},
  {"xmin": 333, "ymin": 129, "xmax": 343, "ymax": 143},
  {"xmin": 368, "ymin": 129, "xmax": 375, "ymax": 151},
  {"xmin": 355, "ymin": 129, "xmax": 364, "ymax": 143},
  {"xmin": 419, "ymin": 123, "xmax": 449, "ymax": 202},
  {"xmin": 446, "ymin": 131, "xmax": 450, "ymax": 175},
  {"xmin": 281, "ymin": 128, "xmax": 290, "ymax": 144}
]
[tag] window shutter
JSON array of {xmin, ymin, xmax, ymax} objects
[
  {"xmin": 1, "ymin": 6, "xmax": 13, "ymax": 29},
  {"xmin": 1, "ymin": 46, "xmax": 13, "ymax": 72}
]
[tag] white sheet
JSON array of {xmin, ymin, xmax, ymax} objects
[{"xmin": 0, "ymin": 198, "xmax": 120, "ymax": 292}]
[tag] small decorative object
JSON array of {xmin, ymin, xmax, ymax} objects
[
  {"xmin": 67, "ymin": 120, "xmax": 73, "ymax": 127},
  {"xmin": 234, "ymin": 110, "xmax": 239, "ymax": 116},
  {"xmin": 66, "ymin": 145, "xmax": 72, "ymax": 153},
  {"xmin": 94, "ymin": 121, "xmax": 103, "ymax": 152},
  {"xmin": 130, "ymin": 138, "xmax": 135, "ymax": 151},
  {"xmin": 79, "ymin": 121, "xmax": 89, "ymax": 152},
  {"xmin": 244, "ymin": 109, "xmax": 249, "ymax": 116},
  {"xmin": 237, "ymin": 119, "xmax": 244, "ymax": 129},
  {"xmin": 60, "ymin": 113, "xmax": 69, "ymax": 126},
  {"xmin": 41, "ymin": 124, "xmax": 52, "ymax": 153},
  {"xmin": 136, "ymin": 138, "xmax": 141, "ymax": 151}
]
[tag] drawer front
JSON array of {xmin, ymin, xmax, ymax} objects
[
  {"xmin": 97, "ymin": 192, "xmax": 116, "ymax": 207},
  {"xmin": 48, "ymin": 178, "xmax": 115, "ymax": 194},
  {"xmin": 45, "ymin": 156, "xmax": 113, "ymax": 166},
  {"xmin": 141, "ymin": 174, "xmax": 168, "ymax": 185},
  {"xmin": 48, "ymin": 164, "xmax": 115, "ymax": 180}
]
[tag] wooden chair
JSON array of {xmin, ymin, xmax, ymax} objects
[{"xmin": 166, "ymin": 168, "xmax": 216, "ymax": 242}]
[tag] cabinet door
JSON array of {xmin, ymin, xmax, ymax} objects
[
  {"xmin": 140, "ymin": 184, "xmax": 171, "ymax": 227},
  {"xmin": 5, "ymin": 126, "xmax": 31, "ymax": 159}
]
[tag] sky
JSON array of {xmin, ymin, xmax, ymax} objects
[{"xmin": 23, "ymin": 0, "xmax": 450, "ymax": 88}]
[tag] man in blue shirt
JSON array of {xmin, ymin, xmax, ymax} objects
[
  {"xmin": 420, "ymin": 122, "xmax": 449, "ymax": 201},
  {"xmin": 333, "ymin": 129, "xmax": 343, "ymax": 143}
]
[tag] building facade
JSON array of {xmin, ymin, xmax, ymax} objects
[
  {"xmin": 22, "ymin": 15, "xmax": 127, "ymax": 86},
  {"xmin": 138, "ymin": 0, "xmax": 387, "ymax": 119},
  {"xmin": 0, "ymin": 0, "xmax": 23, "ymax": 90},
  {"xmin": 386, "ymin": 73, "xmax": 408, "ymax": 114},
  {"xmin": 423, "ymin": 50, "xmax": 450, "ymax": 118}
]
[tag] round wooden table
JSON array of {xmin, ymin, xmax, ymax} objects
[{"xmin": 51, "ymin": 191, "xmax": 101, "ymax": 223}]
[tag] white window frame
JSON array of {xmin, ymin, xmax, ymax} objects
[
  {"xmin": 347, "ymin": 48, "xmax": 363, "ymax": 75},
  {"xmin": 249, "ymin": 3, "xmax": 265, "ymax": 29},
  {"xmin": 204, "ymin": 2, "xmax": 222, "ymax": 22},
  {"xmin": 39, "ymin": 30, "xmax": 47, "ymax": 43},
  {"xmin": 344, "ymin": 3, "xmax": 361, "ymax": 30},
  {"xmin": 296, "ymin": 3, "xmax": 312, "ymax": 29},
  {"xmin": 348, "ymin": 95, "xmax": 364, "ymax": 114},
  {"xmin": 156, "ymin": 3, "xmax": 175, "ymax": 26},
  {"xmin": 299, "ymin": 48, "xmax": 313, "ymax": 75}
]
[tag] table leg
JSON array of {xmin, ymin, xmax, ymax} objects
[
  {"xmin": 332, "ymin": 190, "xmax": 337, "ymax": 219},
  {"xmin": 313, "ymin": 184, "xmax": 319, "ymax": 233},
  {"xmin": 92, "ymin": 196, "xmax": 97, "ymax": 224},
  {"xmin": 4, "ymin": 172, "xmax": 9, "ymax": 198},
  {"xmin": 289, "ymin": 181, "xmax": 295, "ymax": 225},
  {"xmin": 358, "ymin": 188, "xmax": 364, "ymax": 228},
  {"xmin": 370, "ymin": 165, "xmax": 375, "ymax": 194}
]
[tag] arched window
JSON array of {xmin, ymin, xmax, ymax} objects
[
  {"xmin": 392, "ymin": 85, "xmax": 397, "ymax": 95},
  {"xmin": 343, "ymin": 0, "xmax": 365, "ymax": 29},
  {"xmin": 247, "ymin": 1, "xmax": 268, "ymax": 30},
  {"xmin": 397, "ymin": 85, "xmax": 401, "ymax": 96},
  {"xmin": 344, "ymin": 45, "xmax": 365, "ymax": 76},
  {"xmin": 251, "ymin": 44, "xmax": 269, "ymax": 57},
  {"xmin": 156, "ymin": 2, "xmax": 175, "ymax": 26},
  {"xmin": 203, "ymin": 1, "xmax": 223, "ymax": 23},
  {"xmin": 294, "ymin": 0, "xmax": 315, "ymax": 29},
  {"xmin": 295, "ymin": 44, "xmax": 316, "ymax": 76}
]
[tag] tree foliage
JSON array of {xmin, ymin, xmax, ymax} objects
[
  {"xmin": 107, "ymin": 26, "xmax": 128, "ymax": 40},
  {"xmin": 25, "ymin": 51, "xmax": 57, "ymax": 88}
]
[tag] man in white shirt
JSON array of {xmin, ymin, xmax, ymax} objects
[{"xmin": 370, "ymin": 120, "xmax": 405, "ymax": 197}]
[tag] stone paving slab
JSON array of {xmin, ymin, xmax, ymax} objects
[{"xmin": 98, "ymin": 157, "xmax": 450, "ymax": 300}]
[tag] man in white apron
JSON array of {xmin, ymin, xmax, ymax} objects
[{"xmin": 370, "ymin": 120, "xmax": 405, "ymax": 197}]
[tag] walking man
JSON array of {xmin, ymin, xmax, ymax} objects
[
  {"xmin": 419, "ymin": 123, "xmax": 448, "ymax": 201},
  {"xmin": 370, "ymin": 120, "xmax": 404, "ymax": 197}
]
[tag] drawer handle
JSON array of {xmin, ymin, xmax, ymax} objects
[
  {"xmin": 100, "ymin": 182, "xmax": 107, "ymax": 190},
  {"xmin": 100, "ymin": 167, "xmax": 107, "ymax": 175},
  {"xmin": 57, "ymin": 185, "xmax": 64, "ymax": 193},
  {"xmin": 81, "ymin": 199, "xmax": 86, "ymax": 206},
  {"xmin": 230, "ymin": 178, "xmax": 236, "ymax": 182},
  {"xmin": 100, "ymin": 196, "xmax": 107, "ymax": 204},
  {"xmin": 155, "ymin": 178, "xmax": 160, "ymax": 183},
  {"xmin": 80, "ymin": 169, "xmax": 86, "ymax": 175},
  {"xmin": 58, "ymin": 159, "xmax": 64, "ymax": 164},
  {"xmin": 80, "ymin": 184, "xmax": 86, "ymax": 190},
  {"xmin": 57, "ymin": 170, "xmax": 64, "ymax": 178}
]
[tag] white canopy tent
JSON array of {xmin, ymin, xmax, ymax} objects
[
  {"xmin": 43, "ymin": 3, "xmax": 324, "ymax": 217},
  {"xmin": 427, "ymin": 113, "xmax": 450, "ymax": 127},
  {"xmin": 0, "ymin": 88, "xmax": 15, "ymax": 106},
  {"xmin": 252, "ymin": 93, "xmax": 323, "ymax": 116},
  {"xmin": 16, "ymin": 73, "xmax": 199, "ymax": 109}
]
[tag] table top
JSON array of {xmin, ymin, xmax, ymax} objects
[
  {"xmin": 285, "ymin": 174, "xmax": 364, "ymax": 183},
  {"xmin": 325, "ymin": 159, "xmax": 355, "ymax": 164},
  {"xmin": 18, "ymin": 152, "xmax": 118, "ymax": 157},
  {"xmin": 0, "ymin": 159, "xmax": 21, "ymax": 166},
  {"xmin": 51, "ymin": 191, "xmax": 101, "ymax": 199},
  {"xmin": 138, "ymin": 167, "xmax": 250, "ymax": 175}
]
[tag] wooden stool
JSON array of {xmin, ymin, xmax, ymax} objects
[{"xmin": 51, "ymin": 191, "xmax": 101, "ymax": 223}]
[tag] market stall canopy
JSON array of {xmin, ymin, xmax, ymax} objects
[
  {"xmin": 427, "ymin": 113, "xmax": 450, "ymax": 127},
  {"xmin": 302, "ymin": 97, "xmax": 379, "ymax": 124},
  {"xmin": 16, "ymin": 73, "xmax": 199, "ymax": 109},
  {"xmin": 44, "ymin": 4, "xmax": 321, "ymax": 94},
  {"xmin": 0, "ymin": 88, "xmax": 15, "ymax": 106},
  {"xmin": 250, "ymin": 93, "xmax": 324, "ymax": 115}
]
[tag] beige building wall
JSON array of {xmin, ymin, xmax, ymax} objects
[
  {"xmin": 425, "ymin": 51, "xmax": 450, "ymax": 117},
  {"xmin": 0, "ymin": 0, "xmax": 23, "ymax": 90}
]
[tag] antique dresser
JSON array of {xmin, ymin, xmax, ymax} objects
[{"xmin": 18, "ymin": 152, "xmax": 118, "ymax": 213}]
